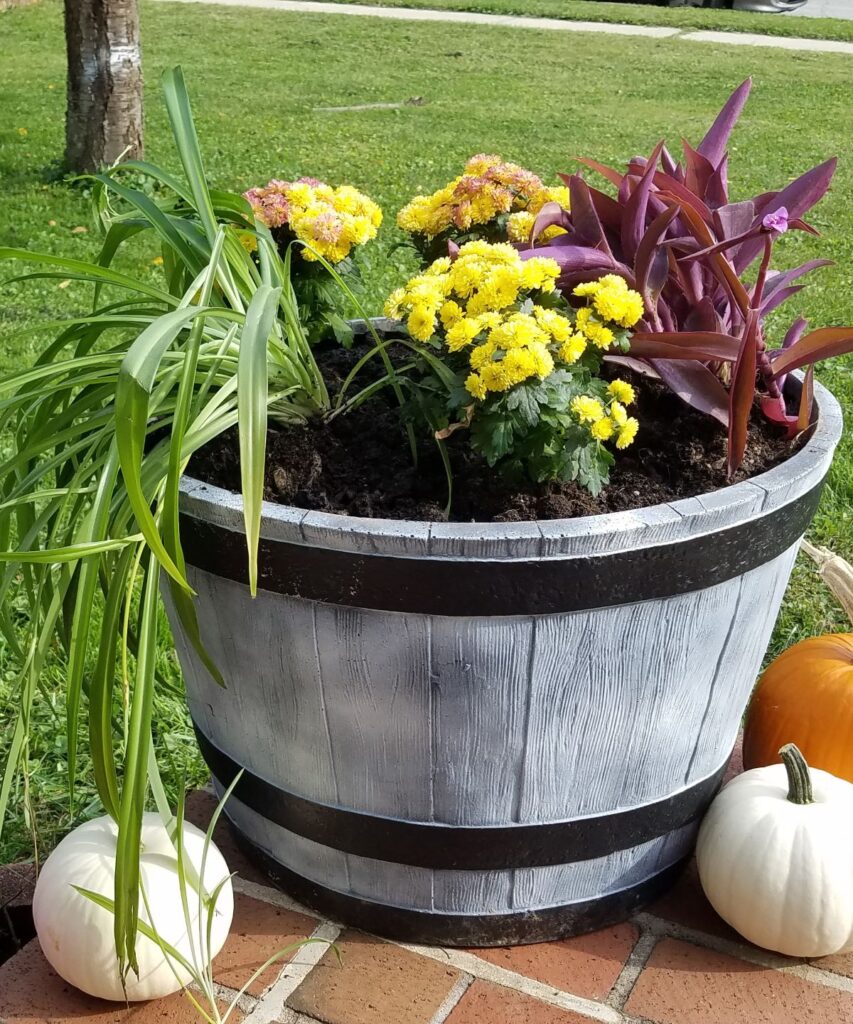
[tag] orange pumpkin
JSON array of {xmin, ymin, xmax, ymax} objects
[{"xmin": 743, "ymin": 633, "xmax": 853, "ymax": 782}]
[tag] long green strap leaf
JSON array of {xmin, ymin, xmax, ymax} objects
[
  {"xmin": 161, "ymin": 68, "xmax": 218, "ymax": 245},
  {"xmin": 0, "ymin": 536, "xmax": 143, "ymax": 562},
  {"xmin": 114, "ymin": 556, "xmax": 161, "ymax": 978},
  {"xmin": 238, "ymin": 284, "xmax": 280, "ymax": 596},
  {"xmin": 115, "ymin": 306, "xmax": 219, "ymax": 590},
  {"xmin": 0, "ymin": 248, "xmax": 175, "ymax": 304}
]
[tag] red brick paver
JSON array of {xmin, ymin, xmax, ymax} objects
[
  {"xmin": 212, "ymin": 892, "xmax": 317, "ymax": 995},
  {"xmin": 626, "ymin": 938, "xmax": 853, "ymax": 1024},
  {"xmin": 287, "ymin": 930, "xmax": 462, "ymax": 1024},
  {"xmin": 0, "ymin": 940, "xmax": 242, "ymax": 1024},
  {"xmin": 468, "ymin": 923, "xmax": 638, "ymax": 1000},
  {"xmin": 446, "ymin": 980, "xmax": 592, "ymax": 1023}
]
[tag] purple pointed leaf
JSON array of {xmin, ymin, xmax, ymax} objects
[
  {"xmin": 651, "ymin": 172, "xmax": 714, "ymax": 225},
  {"xmin": 781, "ymin": 316, "xmax": 809, "ymax": 350},
  {"xmin": 760, "ymin": 285, "xmax": 804, "ymax": 317},
  {"xmin": 661, "ymin": 146, "xmax": 682, "ymax": 180},
  {"xmin": 630, "ymin": 331, "xmax": 742, "ymax": 362},
  {"xmin": 567, "ymin": 175, "xmax": 613, "ymax": 255},
  {"xmin": 574, "ymin": 157, "xmax": 624, "ymax": 190},
  {"xmin": 706, "ymin": 154, "xmax": 729, "ymax": 210},
  {"xmin": 790, "ymin": 217, "xmax": 821, "ymax": 237},
  {"xmin": 798, "ymin": 364, "xmax": 815, "ymax": 433},
  {"xmin": 521, "ymin": 244, "xmax": 635, "ymax": 287},
  {"xmin": 684, "ymin": 296, "xmax": 721, "ymax": 334},
  {"xmin": 682, "ymin": 138, "xmax": 716, "ymax": 200},
  {"xmin": 770, "ymin": 315, "xmax": 808, "ymax": 395},
  {"xmin": 770, "ymin": 326, "xmax": 853, "ymax": 379},
  {"xmin": 679, "ymin": 225, "xmax": 759, "ymax": 263},
  {"xmin": 727, "ymin": 310, "xmax": 759, "ymax": 478},
  {"xmin": 677, "ymin": 204, "xmax": 751, "ymax": 318},
  {"xmin": 651, "ymin": 359, "xmax": 730, "ymax": 427},
  {"xmin": 622, "ymin": 141, "xmax": 665, "ymax": 264},
  {"xmin": 605, "ymin": 355, "xmax": 660, "ymax": 379},
  {"xmin": 735, "ymin": 158, "xmax": 838, "ymax": 272},
  {"xmin": 530, "ymin": 201, "xmax": 572, "ymax": 247},
  {"xmin": 762, "ymin": 260, "xmax": 832, "ymax": 300},
  {"xmin": 712, "ymin": 200, "xmax": 756, "ymax": 269},
  {"xmin": 698, "ymin": 77, "xmax": 752, "ymax": 168},
  {"xmin": 635, "ymin": 204, "xmax": 680, "ymax": 305}
]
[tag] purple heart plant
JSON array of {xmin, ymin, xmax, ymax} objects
[{"xmin": 522, "ymin": 78, "xmax": 853, "ymax": 477}]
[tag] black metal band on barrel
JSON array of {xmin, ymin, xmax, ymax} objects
[
  {"xmin": 196, "ymin": 725, "xmax": 726, "ymax": 870},
  {"xmin": 179, "ymin": 476, "xmax": 825, "ymax": 616},
  {"xmin": 229, "ymin": 827, "xmax": 690, "ymax": 946}
]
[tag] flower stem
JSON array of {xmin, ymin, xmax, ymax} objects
[{"xmin": 780, "ymin": 743, "xmax": 815, "ymax": 805}]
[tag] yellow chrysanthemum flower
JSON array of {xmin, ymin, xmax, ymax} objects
[
  {"xmin": 446, "ymin": 317, "xmax": 484, "ymax": 352},
  {"xmin": 521, "ymin": 257, "xmax": 560, "ymax": 293},
  {"xmin": 407, "ymin": 307, "xmax": 437, "ymax": 342},
  {"xmin": 384, "ymin": 287, "xmax": 407, "ymax": 320},
  {"xmin": 610, "ymin": 401, "xmax": 628, "ymax": 426},
  {"xmin": 507, "ymin": 211, "xmax": 536, "ymax": 244},
  {"xmin": 616, "ymin": 418, "xmax": 640, "ymax": 449},
  {"xmin": 465, "ymin": 372, "xmax": 488, "ymax": 400},
  {"xmin": 469, "ymin": 340, "xmax": 496, "ymax": 370},
  {"xmin": 440, "ymin": 300, "xmax": 464, "ymax": 329},
  {"xmin": 591, "ymin": 417, "xmax": 616, "ymax": 441},
  {"xmin": 584, "ymin": 321, "xmax": 615, "ymax": 350},
  {"xmin": 558, "ymin": 335, "xmax": 587, "ymax": 365},
  {"xmin": 571, "ymin": 396, "xmax": 605, "ymax": 424},
  {"xmin": 607, "ymin": 379, "xmax": 636, "ymax": 405}
]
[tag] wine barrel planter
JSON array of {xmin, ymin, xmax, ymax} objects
[{"xmin": 169, "ymin": 378, "xmax": 842, "ymax": 947}]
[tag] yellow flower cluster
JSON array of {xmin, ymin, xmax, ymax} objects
[
  {"xmin": 571, "ymin": 379, "xmax": 639, "ymax": 449},
  {"xmin": 397, "ymin": 155, "xmax": 570, "ymax": 240},
  {"xmin": 384, "ymin": 240, "xmax": 560, "ymax": 345},
  {"xmin": 244, "ymin": 178, "xmax": 382, "ymax": 264},
  {"xmin": 573, "ymin": 274, "xmax": 645, "ymax": 329}
]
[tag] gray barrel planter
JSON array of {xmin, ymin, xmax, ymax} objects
[{"xmin": 169, "ymin": 380, "xmax": 842, "ymax": 947}]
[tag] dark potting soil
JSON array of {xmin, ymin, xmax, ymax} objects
[{"xmin": 191, "ymin": 342, "xmax": 798, "ymax": 523}]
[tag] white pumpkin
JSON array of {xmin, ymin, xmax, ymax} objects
[
  {"xmin": 33, "ymin": 812, "xmax": 233, "ymax": 1001},
  {"xmin": 697, "ymin": 743, "xmax": 853, "ymax": 958}
]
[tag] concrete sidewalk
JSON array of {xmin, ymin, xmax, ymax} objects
[{"xmin": 153, "ymin": 0, "xmax": 853, "ymax": 55}]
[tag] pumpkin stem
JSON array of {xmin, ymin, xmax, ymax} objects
[{"xmin": 780, "ymin": 743, "xmax": 815, "ymax": 805}]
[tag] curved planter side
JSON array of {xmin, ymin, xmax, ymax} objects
[{"xmin": 169, "ymin": 382, "xmax": 842, "ymax": 945}]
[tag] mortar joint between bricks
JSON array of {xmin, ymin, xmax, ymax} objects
[
  {"xmin": 633, "ymin": 912, "xmax": 853, "ymax": 997},
  {"xmin": 606, "ymin": 929, "xmax": 660, "ymax": 1011}
]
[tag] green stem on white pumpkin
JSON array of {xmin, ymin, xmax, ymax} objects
[{"xmin": 780, "ymin": 743, "xmax": 815, "ymax": 805}]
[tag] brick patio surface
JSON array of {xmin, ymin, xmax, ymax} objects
[{"xmin": 2, "ymin": 782, "xmax": 853, "ymax": 1024}]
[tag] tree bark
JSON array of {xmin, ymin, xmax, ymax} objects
[{"xmin": 64, "ymin": 0, "xmax": 143, "ymax": 173}]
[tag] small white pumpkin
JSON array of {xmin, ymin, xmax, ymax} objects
[
  {"xmin": 697, "ymin": 743, "xmax": 853, "ymax": 958},
  {"xmin": 33, "ymin": 812, "xmax": 233, "ymax": 1001}
]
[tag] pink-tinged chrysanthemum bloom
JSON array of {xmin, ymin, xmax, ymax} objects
[
  {"xmin": 262, "ymin": 193, "xmax": 291, "ymax": 229},
  {"xmin": 310, "ymin": 211, "xmax": 344, "ymax": 243},
  {"xmin": 297, "ymin": 176, "xmax": 323, "ymax": 187},
  {"xmin": 453, "ymin": 199, "xmax": 474, "ymax": 230},
  {"xmin": 454, "ymin": 175, "xmax": 488, "ymax": 198}
]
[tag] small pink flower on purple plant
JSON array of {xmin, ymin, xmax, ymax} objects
[{"xmin": 762, "ymin": 206, "xmax": 789, "ymax": 235}]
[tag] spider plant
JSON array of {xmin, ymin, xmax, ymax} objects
[{"xmin": 0, "ymin": 67, "xmax": 338, "ymax": 979}]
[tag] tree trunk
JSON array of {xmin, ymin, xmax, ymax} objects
[{"xmin": 64, "ymin": 0, "xmax": 143, "ymax": 173}]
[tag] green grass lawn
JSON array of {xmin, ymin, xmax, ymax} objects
[
  {"xmin": 307, "ymin": 0, "xmax": 853, "ymax": 42},
  {"xmin": 2, "ymin": 0, "xmax": 853, "ymax": 862}
]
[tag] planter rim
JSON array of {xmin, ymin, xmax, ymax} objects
[{"xmin": 179, "ymin": 378, "xmax": 842, "ymax": 556}]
